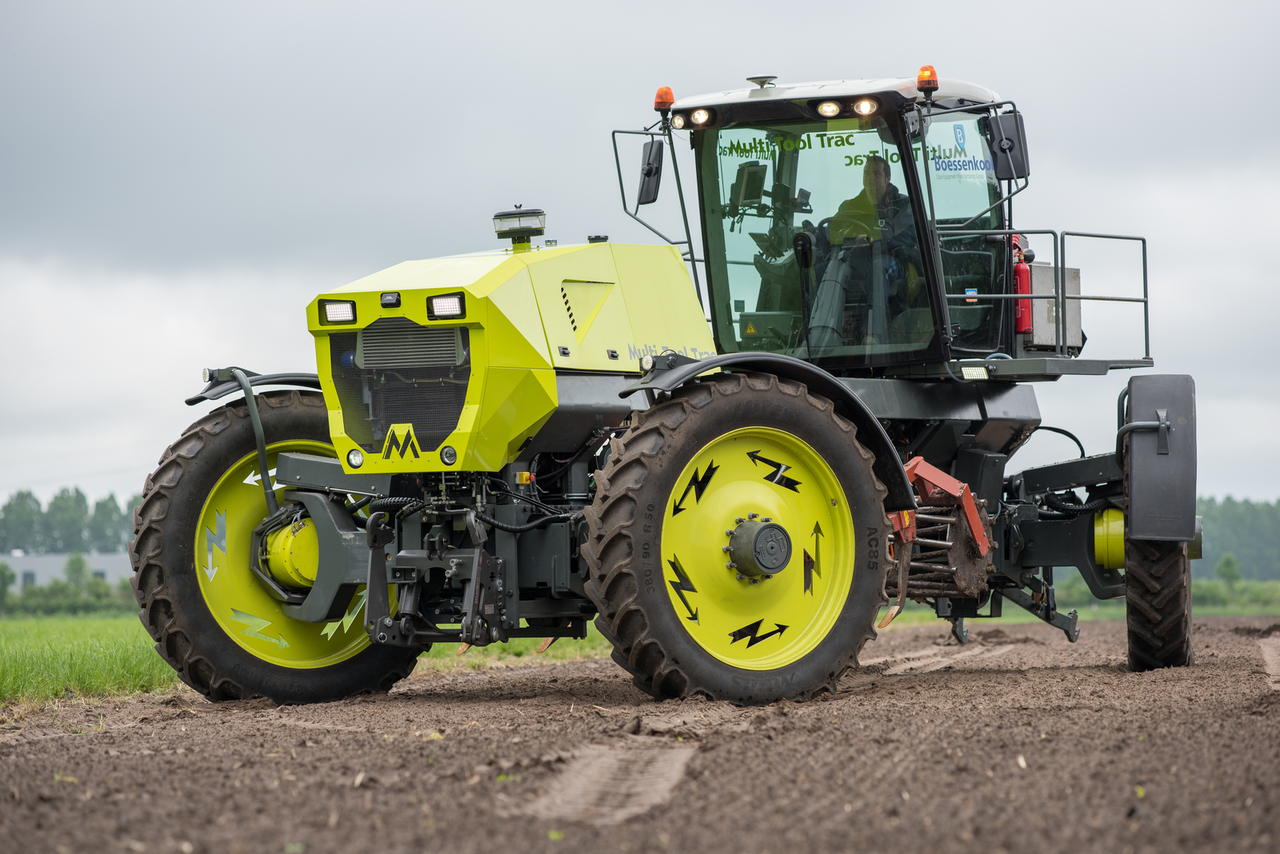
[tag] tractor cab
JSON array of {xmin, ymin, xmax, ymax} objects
[{"xmin": 621, "ymin": 70, "xmax": 1151, "ymax": 381}]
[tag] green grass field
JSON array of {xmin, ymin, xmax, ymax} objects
[
  {"xmin": 0, "ymin": 617, "xmax": 178, "ymax": 703},
  {"xmin": 4, "ymin": 590, "xmax": 1278, "ymax": 705}
]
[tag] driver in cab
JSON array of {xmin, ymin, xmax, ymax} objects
[
  {"xmin": 829, "ymin": 154, "xmax": 914, "ymax": 253},
  {"xmin": 805, "ymin": 154, "xmax": 923, "ymax": 353}
]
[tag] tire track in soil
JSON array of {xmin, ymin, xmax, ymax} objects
[
  {"xmin": 509, "ymin": 739, "xmax": 697, "ymax": 825},
  {"xmin": 880, "ymin": 643, "xmax": 1014, "ymax": 675},
  {"xmin": 1258, "ymin": 637, "xmax": 1280, "ymax": 690}
]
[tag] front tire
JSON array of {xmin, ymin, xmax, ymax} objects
[
  {"xmin": 129, "ymin": 390, "xmax": 419, "ymax": 703},
  {"xmin": 582, "ymin": 372, "xmax": 890, "ymax": 704}
]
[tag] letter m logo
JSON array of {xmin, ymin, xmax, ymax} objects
[{"xmin": 381, "ymin": 424, "xmax": 421, "ymax": 460}]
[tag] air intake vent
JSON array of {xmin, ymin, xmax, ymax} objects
[{"xmin": 358, "ymin": 317, "xmax": 461, "ymax": 369}]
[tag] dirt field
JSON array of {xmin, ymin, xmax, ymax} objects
[{"xmin": 3, "ymin": 616, "xmax": 1279, "ymax": 854}]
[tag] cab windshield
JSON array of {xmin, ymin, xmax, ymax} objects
[
  {"xmin": 699, "ymin": 116, "xmax": 938, "ymax": 369},
  {"xmin": 914, "ymin": 111, "xmax": 1007, "ymax": 354}
]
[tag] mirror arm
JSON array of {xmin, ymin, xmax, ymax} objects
[{"xmin": 610, "ymin": 126, "xmax": 704, "ymax": 312}]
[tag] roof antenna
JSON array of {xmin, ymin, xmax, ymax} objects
[{"xmin": 746, "ymin": 76, "xmax": 776, "ymax": 89}]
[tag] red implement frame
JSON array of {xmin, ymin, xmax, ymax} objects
[{"xmin": 902, "ymin": 457, "xmax": 990, "ymax": 557}]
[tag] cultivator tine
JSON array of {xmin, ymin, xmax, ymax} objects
[
  {"xmin": 536, "ymin": 637, "xmax": 559, "ymax": 654},
  {"xmin": 879, "ymin": 511, "xmax": 916, "ymax": 629},
  {"xmin": 456, "ymin": 643, "xmax": 471, "ymax": 656},
  {"xmin": 878, "ymin": 541, "xmax": 911, "ymax": 629}
]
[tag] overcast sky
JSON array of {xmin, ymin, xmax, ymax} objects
[{"xmin": 1, "ymin": 0, "xmax": 1277, "ymax": 509}]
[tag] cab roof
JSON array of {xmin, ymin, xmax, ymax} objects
[{"xmin": 671, "ymin": 76, "xmax": 999, "ymax": 111}]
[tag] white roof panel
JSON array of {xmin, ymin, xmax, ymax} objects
[{"xmin": 671, "ymin": 77, "xmax": 999, "ymax": 110}]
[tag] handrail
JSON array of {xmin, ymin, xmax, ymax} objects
[
  {"xmin": 1061, "ymin": 231, "xmax": 1150, "ymax": 360},
  {"xmin": 936, "ymin": 228, "xmax": 1150, "ymax": 360}
]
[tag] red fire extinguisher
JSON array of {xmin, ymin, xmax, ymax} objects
[{"xmin": 1013, "ymin": 234, "xmax": 1032, "ymax": 334}]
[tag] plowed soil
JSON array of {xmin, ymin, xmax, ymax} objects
[{"xmin": 3, "ymin": 616, "xmax": 1279, "ymax": 854}]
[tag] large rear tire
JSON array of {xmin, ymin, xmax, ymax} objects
[
  {"xmin": 129, "ymin": 390, "xmax": 419, "ymax": 703},
  {"xmin": 582, "ymin": 372, "xmax": 890, "ymax": 704}
]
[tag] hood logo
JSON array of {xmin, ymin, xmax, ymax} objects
[
  {"xmin": 953, "ymin": 124, "xmax": 966, "ymax": 154},
  {"xmin": 382, "ymin": 424, "xmax": 421, "ymax": 460}
]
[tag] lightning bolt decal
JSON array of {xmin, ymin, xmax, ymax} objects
[
  {"xmin": 804, "ymin": 521, "xmax": 824, "ymax": 595},
  {"xmin": 667, "ymin": 556, "xmax": 699, "ymax": 623},
  {"xmin": 321, "ymin": 588, "xmax": 368, "ymax": 639},
  {"xmin": 202, "ymin": 511, "xmax": 227, "ymax": 581},
  {"xmin": 229, "ymin": 609, "xmax": 291, "ymax": 649},
  {"xmin": 746, "ymin": 451, "xmax": 801, "ymax": 492},
  {"xmin": 728, "ymin": 619, "xmax": 789, "ymax": 648},
  {"xmin": 672, "ymin": 462, "xmax": 719, "ymax": 516}
]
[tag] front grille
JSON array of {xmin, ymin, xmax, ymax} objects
[
  {"xmin": 328, "ymin": 319, "xmax": 471, "ymax": 455},
  {"xmin": 359, "ymin": 317, "xmax": 460, "ymax": 369}
]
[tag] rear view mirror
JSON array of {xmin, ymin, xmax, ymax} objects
[
  {"xmin": 637, "ymin": 140, "xmax": 663, "ymax": 205},
  {"xmin": 988, "ymin": 112, "xmax": 1030, "ymax": 180}
]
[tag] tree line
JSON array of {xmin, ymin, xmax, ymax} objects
[
  {"xmin": 1194, "ymin": 497, "xmax": 1280, "ymax": 581},
  {"xmin": 0, "ymin": 489, "xmax": 141, "ymax": 554}
]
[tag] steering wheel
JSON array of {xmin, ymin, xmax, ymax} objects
[{"xmin": 832, "ymin": 216, "xmax": 877, "ymax": 245}]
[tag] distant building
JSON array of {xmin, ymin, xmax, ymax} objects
[{"xmin": 3, "ymin": 553, "xmax": 132, "ymax": 587}]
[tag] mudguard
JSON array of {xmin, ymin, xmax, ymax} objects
[
  {"xmin": 185, "ymin": 369, "xmax": 322, "ymax": 406},
  {"xmin": 621, "ymin": 352, "xmax": 915, "ymax": 512},
  {"xmin": 1123, "ymin": 374, "xmax": 1197, "ymax": 541}
]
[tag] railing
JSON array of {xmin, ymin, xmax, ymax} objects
[{"xmin": 935, "ymin": 228, "xmax": 1150, "ymax": 360}]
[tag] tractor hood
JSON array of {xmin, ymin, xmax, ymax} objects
[{"xmin": 306, "ymin": 242, "xmax": 714, "ymax": 474}]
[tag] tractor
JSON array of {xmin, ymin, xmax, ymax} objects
[{"xmin": 129, "ymin": 67, "xmax": 1200, "ymax": 705}]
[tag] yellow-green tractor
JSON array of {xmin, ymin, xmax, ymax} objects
[{"xmin": 129, "ymin": 68, "xmax": 1200, "ymax": 704}]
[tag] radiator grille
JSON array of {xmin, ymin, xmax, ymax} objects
[
  {"xmin": 359, "ymin": 317, "xmax": 461, "ymax": 369},
  {"xmin": 328, "ymin": 321, "xmax": 471, "ymax": 456}
]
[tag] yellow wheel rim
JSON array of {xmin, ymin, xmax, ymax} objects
[
  {"xmin": 195, "ymin": 441, "xmax": 374, "ymax": 668},
  {"xmin": 659, "ymin": 427, "xmax": 856, "ymax": 670}
]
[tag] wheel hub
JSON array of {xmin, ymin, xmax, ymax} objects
[
  {"xmin": 263, "ymin": 516, "xmax": 320, "ymax": 589},
  {"xmin": 726, "ymin": 514, "xmax": 792, "ymax": 579}
]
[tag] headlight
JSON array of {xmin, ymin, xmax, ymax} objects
[
  {"xmin": 691, "ymin": 109, "xmax": 710, "ymax": 125},
  {"xmin": 817, "ymin": 101, "xmax": 841, "ymax": 118},
  {"xmin": 322, "ymin": 301, "xmax": 356, "ymax": 324},
  {"xmin": 429, "ymin": 294, "xmax": 465, "ymax": 319},
  {"xmin": 347, "ymin": 449, "xmax": 364, "ymax": 468},
  {"xmin": 671, "ymin": 114, "xmax": 686, "ymax": 129},
  {"xmin": 853, "ymin": 98, "xmax": 878, "ymax": 116}
]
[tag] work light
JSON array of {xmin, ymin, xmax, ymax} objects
[{"xmin": 323, "ymin": 301, "xmax": 356, "ymax": 323}]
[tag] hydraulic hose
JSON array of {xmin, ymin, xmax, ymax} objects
[
  {"xmin": 1041, "ymin": 493, "xmax": 1110, "ymax": 516},
  {"xmin": 473, "ymin": 509, "xmax": 576, "ymax": 533}
]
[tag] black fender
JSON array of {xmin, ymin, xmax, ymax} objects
[
  {"xmin": 621, "ymin": 352, "xmax": 915, "ymax": 512},
  {"xmin": 185, "ymin": 367, "xmax": 322, "ymax": 405},
  {"xmin": 1121, "ymin": 374, "xmax": 1197, "ymax": 540}
]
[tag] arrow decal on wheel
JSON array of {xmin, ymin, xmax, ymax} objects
[
  {"xmin": 672, "ymin": 462, "xmax": 719, "ymax": 516},
  {"xmin": 230, "ymin": 609, "xmax": 291, "ymax": 649},
  {"xmin": 746, "ymin": 451, "xmax": 801, "ymax": 492},
  {"xmin": 729, "ymin": 619, "xmax": 789, "ymax": 647},
  {"xmin": 202, "ymin": 511, "xmax": 227, "ymax": 582},
  {"xmin": 804, "ymin": 521, "xmax": 824, "ymax": 594},
  {"xmin": 667, "ymin": 556, "xmax": 699, "ymax": 624}
]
